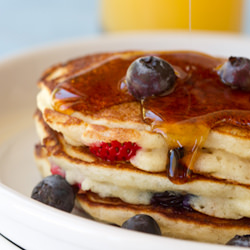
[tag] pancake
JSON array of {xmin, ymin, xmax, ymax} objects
[
  {"xmin": 76, "ymin": 191, "xmax": 250, "ymax": 244},
  {"xmin": 33, "ymin": 50, "xmax": 250, "ymax": 244},
  {"xmin": 33, "ymin": 111, "xmax": 250, "ymax": 243},
  {"xmin": 34, "ymin": 109, "xmax": 250, "ymax": 221},
  {"xmin": 36, "ymin": 51, "xmax": 250, "ymax": 173}
]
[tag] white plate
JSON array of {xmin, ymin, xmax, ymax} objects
[
  {"xmin": 0, "ymin": 235, "xmax": 21, "ymax": 250},
  {"xmin": 0, "ymin": 32, "xmax": 249, "ymax": 250}
]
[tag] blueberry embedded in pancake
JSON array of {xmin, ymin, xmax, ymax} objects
[{"xmin": 33, "ymin": 50, "xmax": 250, "ymax": 244}]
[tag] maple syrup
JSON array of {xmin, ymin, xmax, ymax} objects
[{"xmin": 51, "ymin": 51, "xmax": 250, "ymax": 184}]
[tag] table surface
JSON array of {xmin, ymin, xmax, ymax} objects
[{"xmin": 0, "ymin": 0, "xmax": 250, "ymax": 59}]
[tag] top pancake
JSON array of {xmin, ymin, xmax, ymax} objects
[
  {"xmin": 37, "ymin": 50, "xmax": 250, "ymax": 132},
  {"xmin": 36, "ymin": 50, "xmax": 250, "ymax": 174}
]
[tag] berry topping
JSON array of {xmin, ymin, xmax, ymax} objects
[
  {"xmin": 31, "ymin": 175, "xmax": 75, "ymax": 212},
  {"xmin": 226, "ymin": 235, "xmax": 250, "ymax": 247},
  {"xmin": 151, "ymin": 191, "xmax": 193, "ymax": 211},
  {"xmin": 121, "ymin": 214, "xmax": 161, "ymax": 235},
  {"xmin": 51, "ymin": 164, "xmax": 65, "ymax": 178},
  {"xmin": 126, "ymin": 56, "xmax": 177, "ymax": 100},
  {"xmin": 89, "ymin": 140, "xmax": 141, "ymax": 162},
  {"xmin": 218, "ymin": 56, "xmax": 250, "ymax": 90}
]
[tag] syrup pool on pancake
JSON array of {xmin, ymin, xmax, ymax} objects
[{"xmin": 50, "ymin": 52, "xmax": 250, "ymax": 183}]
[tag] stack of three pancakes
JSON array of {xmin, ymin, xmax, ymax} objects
[{"xmin": 34, "ymin": 51, "xmax": 250, "ymax": 244}]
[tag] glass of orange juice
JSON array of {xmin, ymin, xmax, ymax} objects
[{"xmin": 100, "ymin": 0, "xmax": 244, "ymax": 33}]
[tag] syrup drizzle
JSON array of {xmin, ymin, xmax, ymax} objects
[
  {"xmin": 51, "ymin": 51, "xmax": 250, "ymax": 184},
  {"xmin": 189, "ymin": 0, "xmax": 192, "ymax": 32}
]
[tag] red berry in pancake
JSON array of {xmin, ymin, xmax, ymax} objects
[
  {"xmin": 90, "ymin": 140, "xmax": 141, "ymax": 161},
  {"xmin": 51, "ymin": 164, "xmax": 65, "ymax": 178}
]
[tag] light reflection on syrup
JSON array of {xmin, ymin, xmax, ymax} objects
[{"xmin": 52, "ymin": 88, "xmax": 82, "ymax": 115}]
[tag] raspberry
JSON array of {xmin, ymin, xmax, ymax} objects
[
  {"xmin": 90, "ymin": 140, "xmax": 141, "ymax": 162},
  {"xmin": 51, "ymin": 164, "xmax": 65, "ymax": 178},
  {"xmin": 51, "ymin": 164, "xmax": 82, "ymax": 190}
]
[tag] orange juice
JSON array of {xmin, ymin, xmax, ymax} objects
[{"xmin": 101, "ymin": 0, "xmax": 244, "ymax": 32}]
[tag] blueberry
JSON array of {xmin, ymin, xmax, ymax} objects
[
  {"xmin": 121, "ymin": 214, "xmax": 161, "ymax": 235},
  {"xmin": 151, "ymin": 191, "xmax": 193, "ymax": 211},
  {"xmin": 226, "ymin": 235, "xmax": 250, "ymax": 247},
  {"xmin": 31, "ymin": 175, "xmax": 75, "ymax": 212},
  {"xmin": 126, "ymin": 56, "xmax": 177, "ymax": 100},
  {"xmin": 218, "ymin": 56, "xmax": 250, "ymax": 90}
]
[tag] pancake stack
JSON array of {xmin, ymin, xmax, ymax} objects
[{"xmin": 34, "ymin": 50, "xmax": 250, "ymax": 244}]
